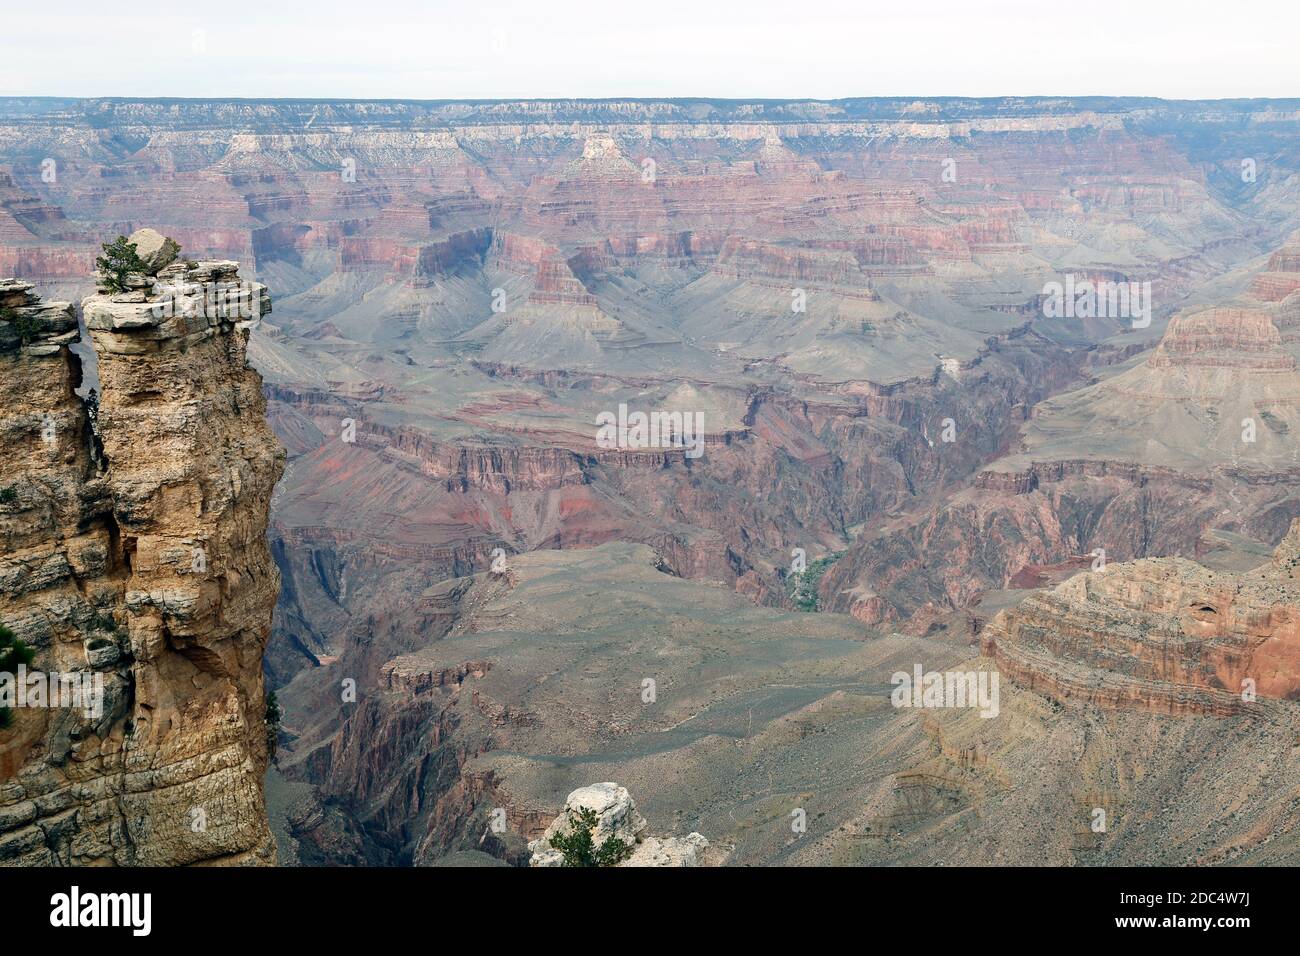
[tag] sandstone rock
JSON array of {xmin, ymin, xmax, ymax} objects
[
  {"xmin": 623, "ymin": 832, "xmax": 710, "ymax": 867},
  {"xmin": 0, "ymin": 279, "xmax": 76, "ymax": 352},
  {"xmin": 1149, "ymin": 307, "xmax": 1293, "ymax": 369},
  {"xmin": 82, "ymin": 638, "xmax": 120, "ymax": 669},
  {"xmin": 0, "ymin": 265, "xmax": 282, "ymax": 866},
  {"xmin": 126, "ymin": 228, "xmax": 181, "ymax": 275},
  {"xmin": 981, "ymin": 527, "xmax": 1300, "ymax": 715},
  {"xmin": 527, "ymin": 846, "xmax": 566, "ymax": 867}
]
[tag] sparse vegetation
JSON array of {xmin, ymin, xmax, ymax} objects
[
  {"xmin": 786, "ymin": 551, "xmax": 845, "ymax": 612},
  {"xmin": 1259, "ymin": 409, "xmax": 1289, "ymax": 435},
  {"xmin": 95, "ymin": 235, "xmax": 148, "ymax": 293},
  {"xmin": 548, "ymin": 806, "xmax": 633, "ymax": 867},
  {"xmin": 14, "ymin": 314, "xmax": 41, "ymax": 344},
  {"xmin": 0, "ymin": 487, "xmax": 16, "ymax": 505},
  {"xmin": 1, "ymin": 305, "xmax": 41, "ymax": 344},
  {"xmin": 0, "ymin": 624, "xmax": 36, "ymax": 730}
]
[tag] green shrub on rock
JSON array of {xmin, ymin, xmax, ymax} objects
[
  {"xmin": 94, "ymin": 236, "xmax": 148, "ymax": 293},
  {"xmin": 0, "ymin": 624, "xmax": 36, "ymax": 729},
  {"xmin": 548, "ymin": 806, "xmax": 633, "ymax": 867}
]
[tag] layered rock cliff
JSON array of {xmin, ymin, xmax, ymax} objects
[
  {"xmin": 981, "ymin": 519, "xmax": 1300, "ymax": 716},
  {"xmin": 0, "ymin": 241, "xmax": 283, "ymax": 865}
]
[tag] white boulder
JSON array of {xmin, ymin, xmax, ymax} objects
[{"xmin": 527, "ymin": 782, "xmax": 710, "ymax": 867}]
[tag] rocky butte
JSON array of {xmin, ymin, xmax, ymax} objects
[
  {"xmin": 0, "ymin": 230, "xmax": 283, "ymax": 865},
  {"xmin": 982, "ymin": 519, "xmax": 1300, "ymax": 716}
]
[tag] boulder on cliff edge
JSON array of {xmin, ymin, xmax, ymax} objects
[
  {"xmin": 528, "ymin": 782, "xmax": 717, "ymax": 867},
  {"xmin": 127, "ymin": 227, "xmax": 181, "ymax": 275}
]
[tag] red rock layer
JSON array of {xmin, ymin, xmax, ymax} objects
[
  {"xmin": 981, "ymin": 521, "xmax": 1300, "ymax": 715},
  {"xmin": 1149, "ymin": 307, "xmax": 1294, "ymax": 369}
]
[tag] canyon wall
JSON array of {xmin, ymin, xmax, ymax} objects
[
  {"xmin": 982, "ymin": 520, "xmax": 1300, "ymax": 716},
  {"xmin": 821, "ymin": 242, "xmax": 1300, "ymax": 633}
]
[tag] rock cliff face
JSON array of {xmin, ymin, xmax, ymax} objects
[
  {"xmin": 1149, "ymin": 308, "xmax": 1292, "ymax": 368},
  {"xmin": 0, "ymin": 244, "xmax": 283, "ymax": 865},
  {"xmin": 1249, "ymin": 240, "xmax": 1300, "ymax": 302},
  {"xmin": 981, "ymin": 520, "xmax": 1300, "ymax": 716}
]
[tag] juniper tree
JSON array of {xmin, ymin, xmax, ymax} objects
[
  {"xmin": 95, "ymin": 236, "xmax": 148, "ymax": 293},
  {"xmin": 548, "ymin": 806, "xmax": 633, "ymax": 867},
  {"xmin": 0, "ymin": 624, "xmax": 35, "ymax": 729}
]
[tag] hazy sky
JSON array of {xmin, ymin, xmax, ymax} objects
[{"xmin": 4, "ymin": 0, "xmax": 1297, "ymax": 100}]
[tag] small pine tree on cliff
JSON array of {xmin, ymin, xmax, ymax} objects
[
  {"xmin": 95, "ymin": 236, "xmax": 148, "ymax": 293},
  {"xmin": 548, "ymin": 806, "xmax": 633, "ymax": 867},
  {"xmin": 0, "ymin": 624, "xmax": 36, "ymax": 730},
  {"xmin": 15, "ymin": 313, "xmax": 41, "ymax": 344}
]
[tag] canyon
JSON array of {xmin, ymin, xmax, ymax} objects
[
  {"xmin": 0, "ymin": 96, "xmax": 1298, "ymax": 866},
  {"xmin": 821, "ymin": 240, "xmax": 1300, "ymax": 634}
]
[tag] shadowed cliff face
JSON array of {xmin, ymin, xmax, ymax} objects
[{"xmin": 0, "ymin": 254, "xmax": 284, "ymax": 866}]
